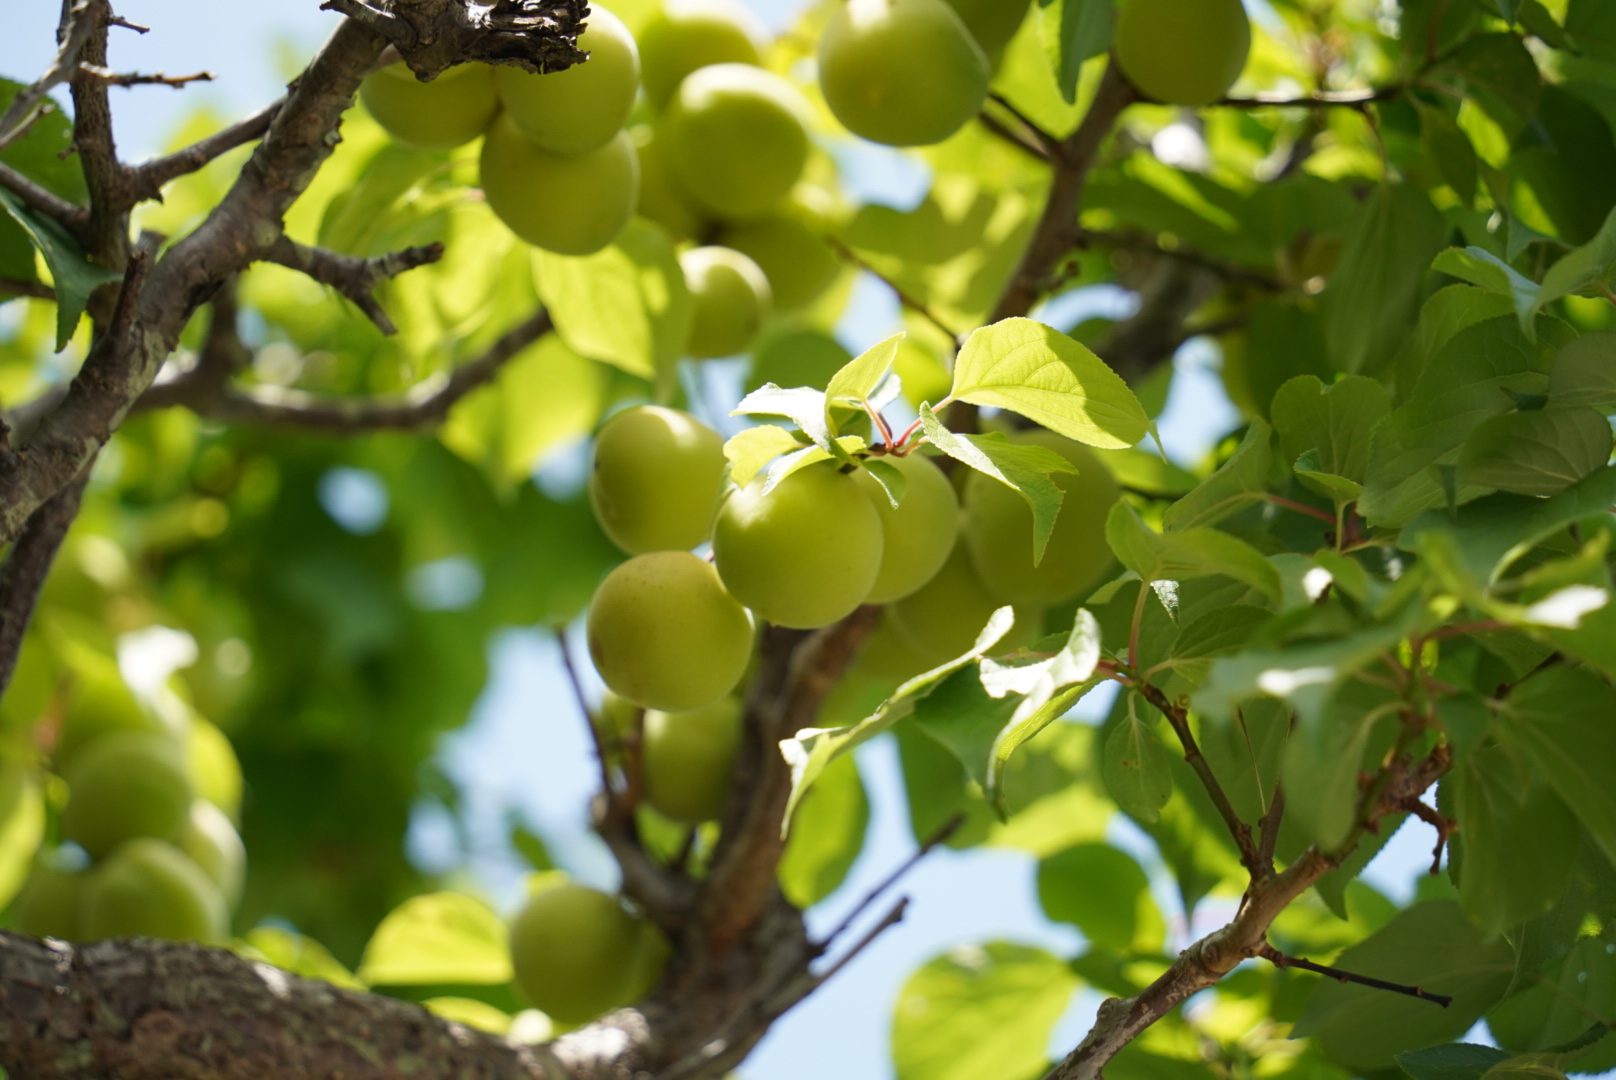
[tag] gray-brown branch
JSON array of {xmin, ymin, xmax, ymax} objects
[
  {"xmin": 0, "ymin": 465, "xmax": 90, "ymax": 697},
  {"xmin": 265, "ymin": 235, "xmax": 445, "ymax": 334},
  {"xmin": 319, "ymin": 0, "xmax": 588, "ymax": 78},
  {"xmin": 133, "ymin": 98, "xmax": 284, "ymax": 199}
]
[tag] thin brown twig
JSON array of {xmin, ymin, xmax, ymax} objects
[
  {"xmin": 135, "ymin": 98, "xmax": 283, "ymax": 194},
  {"xmin": 0, "ymin": 277, "xmax": 57, "ymax": 302},
  {"xmin": 817, "ymin": 812, "xmax": 964, "ymax": 952},
  {"xmin": 0, "ymin": 0, "xmax": 96, "ymax": 153},
  {"xmin": 1256, "ymin": 783, "xmax": 1285, "ymax": 874},
  {"xmin": 987, "ymin": 92, "xmax": 1061, "ymax": 154},
  {"xmin": 76, "ymin": 65, "xmax": 213, "ymax": 89},
  {"xmin": 1217, "ymin": 86, "xmax": 1404, "ymax": 109},
  {"xmin": 1257, "ymin": 943, "xmax": 1454, "ymax": 1007},
  {"xmin": 263, "ymin": 235, "xmax": 444, "ymax": 335},
  {"xmin": 978, "ymin": 110, "xmax": 1052, "ymax": 162},
  {"xmin": 825, "ymin": 234, "xmax": 965, "ymax": 345},
  {"xmin": 1398, "ymin": 795, "xmax": 1456, "ymax": 875},
  {"xmin": 554, "ymin": 625, "xmax": 615, "ymax": 799},
  {"xmin": 0, "ymin": 160, "xmax": 90, "ymax": 232}
]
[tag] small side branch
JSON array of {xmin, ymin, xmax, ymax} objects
[
  {"xmin": 0, "ymin": 277, "xmax": 57, "ymax": 302},
  {"xmin": 1398, "ymin": 795, "xmax": 1456, "ymax": 875},
  {"xmin": 818, "ymin": 813, "xmax": 964, "ymax": 952},
  {"xmin": 0, "ymin": 0, "xmax": 97, "ymax": 153},
  {"xmin": 0, "ymin": 466, "xmax": 91, "ymax": 697},
  {"xmin": 825, "ymin": 235, "xmax": 965, "ymax": 346},
  {"xmin": 76, "ymin": 65, "xmax": 213, "ymax": 89},
  {"xmin": 264, "ymin": 236, "xmax": 444, "ymax": 335},
  {"xmin": 1257, "ymin": 943, "xmax": 1454, "ymax": 1007},
  {"xmin": 0, "ymin": 161, "xmax": 90, "ymax": 232},
  {"xmin": 134, "ymin": 98, "xmax": 283, "ymax": 196}
]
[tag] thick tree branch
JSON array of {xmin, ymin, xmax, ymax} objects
[
  {"xmin": 0, "ymin": 465, "xmax": 89, "ymax": 696},
  {"xmin": 320, "ymin": 0, "xmax": 588, "ymax": 78},
  {"xmin": 264, "ymin": 235, "xmax": 445, "ymax": 334},
  {"xmin": 68, "ymin": 0, "xmax": 133, "ymax": 268}
]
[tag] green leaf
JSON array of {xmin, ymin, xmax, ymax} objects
[
  {"xmin": 1539, "ymin": 203, "xmax": 1616, "ymax": 308},
  {"xmin": 1105, "ymin": 501, "xmax": 1283, "ymax": 603},
  {"xmin": 1499, "ymin": 666, "xmax": 1616, "ymax": 867},
  {"xmin": 1103, "ymin": 695, "xmax": 1173, "ymax": 824},
  {"xmin": 356, "ymin": 892, "xmax": 513, "ymax": 986},
  {"xmin": 1145, "ymin": 604, "xmax": 1273, "ymax": 690},
  {"xmin": 948, "ymin": 318, "xmax": 1150, "ymax": 450},
  {"xmin": 1416, "ymin": 99, "xmax": 1480, "ymax": 206},
  {"xmin": 1429, "ymin": 33, "xmax": 1542, "ymax": 138},
  {"xmin": 723, "ymin": 424, "xmax": 803, "ymax": 486},
  {"xmin": 860, "ymin": 458, "xmax": 908, "ymax": 509},
  {"xmin": 1457, "ymin": 406, "xmax": 1614, "ymax": 496},
  {"xmin": 1397, "ymin": 1043, "xmax": 1514, "ymax": 1080},
  {"xmin": 534, "ymin": 218, "xmax": 692, "ymax": 387},
  {"xmin": 1293, "ymin": 456, "xmax": 1364, "ymax": 503},
  {"xmin": 1548, "ymin": 331, "xmax": 1616, "ymax": 410},
  {"xmin": 0, "ymin": 78, "xmax": 84, "ymax": 295},
  {"xmin": 1036, "ymin": 0, "xmax": 1113, "ymax": 103},
  {"xmin": 0, "ymin": 188, "xmax": 120, "ymax": 349},
  {"xmin": 1271, "ymin": 374, "xmax": 1394, "ymax": 487},
  {"xmin": 824, "ymin": 332, "xmax": 903, "ymax": 428},
  {"xmin": 893, "ymin": 943, "xmax": 1078, "ymax": 1080},
  {"xmin": 760, "ymin": 436, "xmax": 869, "ymax": 494},
  {"xmin": 1292, "ymin": 900, "xmax": 1517, "ymax": 1072},
  {"xmin": 1162, "ymin": 419, "xmax": 1274, "ymax": 531},
  {"xmin": 778, "ymin": 750, "xmax": 869, "ymax": 908},
  {"xmin": 1037, "ymin": 842, "xmax": 1163, "ymax": 952},
  {"xmin": 239, "ymin": 927, "xmax": 364, "ymax": 989},
  {"xmin": 422, "ymin": 998, "xmax": 511, "ymax": 1034},
  {"xmin": 1397, "ymin": 285, "xmax": 1516, "ymax": 393},
  {"xmin": 919, "ymin": 404, "xmax": 1075, "ymax": 563},
  {"xmin": 1432, "ymin": 247, "xmax": 1542, "ymax": 338},
  {"xmin": 0, "ymin": 767, "xmax": 43, "ymax": 912},
  {"xmin": 733, "ymin": 384, "xmax": 835, "ymax": 451},
  {"xmin": 1195, "ymin": 620, "xmax": 1408, "ymax": 722}
]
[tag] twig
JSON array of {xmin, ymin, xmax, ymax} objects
[
  {"xmin": 1256, "ymin": 783, "xmax": 1285, "ymax": 875},
  {"xmin": 1264, "ymin": 493, "xmax": 1339, "ymax": 527},
  {"xmin": 811, "ymin": 897, "xmax": 908, "ymax": 987},
  {"xmin": 0, "ymin": 464, "xmax": 90, "ymax": 697},
  {"xmin": 108, "ymin": 14, "xmax": 149, "ymax": 32},
  {"xmin": 1080, "ymin": 228, "xmax": 1284, "ymax": 291},
  {"xmin": 817, "ymin": 813, "xmax": 964, "ymax": 951},
  {"xmin": 1398, "ymin": 795, "xmax": 1456, "ymax": 875},
  {"xmin": 978, "ymin": 110, "xmax": 1052, "ymax": 162},
  {"xmin": 76, "ymin": 65, "xmax": 213, "ymax": 89},
  {"xmin": 555, "ymin": 625, "xmax": 615, "ymax": 798},
  {"xmin": 135, "ymin": 98, "xmax": 283, "ymax": 195},
  {"xmin": 263, "ymin": 235, "xmax": 444, "ymax": 335},
  {"xmin": 988, "ymin": 92, "xmax": 1061, "ymax": 155},
  {"xmin": 0, "ymin": 277, "xmax": 57, "ymax": 302},
  {"xmin": 824, "ymin": 234, "xmax": 965, "ymax": 346},
  {"xmin": 0, "ymin": 0, "xmax": 96, "ymax": 153},
  {"xmin": 0, "ymin": 160, "xmax": 90, "ymax": 232},
  {"xmin": 1257, "ymin": 943, "xmax": 1454, "ymax": 1007}
]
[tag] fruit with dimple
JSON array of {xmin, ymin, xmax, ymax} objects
[
  {"xmin": 179, "ymin": 799, "xmax": 246, "ymax": 906},
  {"xmin": 818, "ymin": 0, "xmax": 990, "ymax": 147},
  {"xmin": 942, "ymin": 0, "xmax": 1031, "ymax": 62},
  {"xmin": 509, "ymin": 880, "xmax": 647, "ymax": 1024},
  {"xmin": 1114, "ymin": 0, "xmax": 1251, "ymax": 107},
  {"xmin": 79, "ymin": 838, "xmax": 229, "ymax": 943},
  {"xmin": 496, "ymin": 5, "xmax": 640, "ymax": 154},
  {"xmin": 638, "ymin": 0, "xmax": 768, "ymax": 109},
  {"xmin": 960, "ymin": 430, "xmax": 1120, "ymax": 606},
  {"xmin": 681, "ymin": 247, "xmax": 772, "ymax": 359},
  {"xmin": 480, "ymin": 117, "xmax": 639, "ymax": 255},
  {"xmin": 660, "ymin": 64, "xmax": 810, "ymax": 219},
  {"xmin": 713, "ymin": 463, "xmax": 884, "ymax": 629},
  {"xmin": 851, "ymin": 454, "xmax": 960, "ymax": 603},
  {"xmin": 718, "ymin": 192, "xmax": 841, "ymax": 312},
  {"xmin": 590, "ymin": 406, "xmax": 727, "ymax": 554},
  {"xmin": 12, "ymin": 862, "xmax": 86, "ymax": 940},
  {"xmin": 889, "ymin": 543, "xmax": 1041, "ymax": 664},
  {"xmin": 360, "ymin": 62, "xmax": 500, "ymax": 150},
  {"xmin": 61, "ymin": 730, "xmax": 193, "ymax": 858},
  {"xmin": 587, "ymin": 551, "xmax": 753, "ymax": 711},
  {"xmin": 641, "ymin": 697, "xmax": 742, "ymax": 823}
]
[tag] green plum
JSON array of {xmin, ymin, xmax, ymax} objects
[
  {"xmin": 681, "ymin": 246, "xmax": 772, "ymax": 359},
  {"xmin": 961, "ymin": 429, "xmax": 1120, "ymax": 606},
  {"xmin": 480, "ymin": 117, "xmax": 639, "ymax": 255},
  {"xmin": 12, "ymin": 862, "xmax": 87, "ymax": 940},
  {"xmin": 818, "ymin": 0, "xmax": 990, "ymax": 147},
  {"xmin": 590, "ymin": 405, "xmax": 728, "ymax": 553},
  {"xmin": 587, "ymin": 551, "xmax": 754, "ymax": 711},
  {"xmin": 638, "ymin": 0, "xmax": 768, "ymax": 109},
  {"xmin": 851, "ymin": 454, "xmax": 961, "ymax": 603},
  {"xmin": 1114, "ymin": 0, "xmax": 1251, "ymax": 107},
  {"xmin": 509, "ymin": 880, "xmax": 645, "ymax": 1024},
  {"xmin": 942, "ymin": 0, "xmax": 1031, "ymax": 62},
  {"xmin": 54, "ymin": 657, "xmax": 163, "ymax": 770},
  {"xmin": 187, "ymin": 717, "xmax": 243, "ymax": 822},
  {"xmin": 622, "ymin": 917, "xmax": 671, "ymax": 1001},
  {"xmin": 641, "ymin": 696, "xmax": 742, "ymax": 823},
  {"xmin": 359, "ymin": 62, "xmax": 500, "ymax": 151},
  {"xmin": 717, "ymin": 191, "xmax": 841, "ymax": 312},
  {"xmin": 850, "ymin": 611, "xmax": 933, "ymax": 684},
  {"xmin": 632, "ymin": 125, "xmax": 708, "ymax": 238},
  {"xmin": 889, "ymin": 543, "xmax": 1041, "ymax": 664},
  {"xmin": 594, "ymin": 690, "xmax": 642, "ymax": 746},
  {"xmin": 61, "ymin": 730, "xmax": 193, "ymax": 858},
  {"xmin": 497, "ymin": 5, "xmax": 640, "ymax": 154},
  {"xmin": 661, "ymin": 64, "xmax": 811, "ymax": 220},
  {"xmin": 713, "ymin": 462, "xmax": 884, "ymax": 629},
  {"xmin": 79, "ymin": 838, "xmax": 229, "ymax": 943},
  {"xmin": 179, "ymin": 799, "xmax": 246, "ymax": 906}
]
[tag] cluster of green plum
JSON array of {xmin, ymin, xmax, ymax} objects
[{"xmin": 9, "ymin": 666, "xmax": 246, "ymax": 945}]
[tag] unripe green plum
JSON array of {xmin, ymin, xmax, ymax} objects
[
  {"xmin": 12, "ymin": 862, "xmax": 87, "ymax": 940},
  {"xmin": 889, "ymin": 543, "xmax": 1041, "ymax": 664},
  {"xmin": 187, "ymin": 717, "xmax": 243, "ymax": 822},
  {"xmin": 1114, "ymin": 0, "xmax": 1251, "ymax": 107},
  {"xmin": 587, "ymin": 551, "xmax": 754, "ymax": 711},
  {"xmin": 360, "ymin": 62, "xmax": 500, "ymax": 151},
  {"xmin": 661, "ymin": 64, "xmax": 811, "ymax": 220},
  {"xmin": 509, "ymin": 880, "xmax": 645, "ymax": 1024},
  {"xmin": 179, "ymin": 799, "xmax": 246, "ymax": 906},
  {"xmin": 961, "ymin": 430, "xmax": 1120, "ymax": 606},
  {"xmin": 594, "ymin": 690, "xmax": 642, "ymax": 746},
  {"xmin": 681, "ymin": 247, "xmax": 772, "ymax": 359},
  {"xmin": 497, "ymin": 5, "xmax": 640, "ymax": 154},
  {"xmin": 632, "ymin": 126, "xmax": 708, "ymax": 238},
  {"xmin": 642, "ymin": 697, "xmax": 742, "ymax": 823},
  {"xmin": 714, "ymin": 463, "xmax": 884, "ymax": 629},
  {"xmin": 622, "ymin": 918, "xmax": 671, "ymax": 1000},
  {"xmin": 61, "ymin": 730, "xmax": 193, "ymax": 858},
  {"xmin": 819, "ymin": 0, "xmax": 990, "ymax": 147},
  {"xmin": 55, "ymin": 659, "xmax": 163, "ymax": 770},
  {"xmin": 480, "ymin": 117, "xmax": 639, "ymax": 255},
  {"xmin": 590, "ymin": 405, "xmax": 727, "ymax": 553},
  {"xmin": 717, "ymin": 194, "xmax": 841, "ymax": 312},
  {"xmin": 638, "ymin": 0, "xmax": 768, "ymax": 109},
  {"xmin": 851, "ymin": 455, "xmax": 961, "ymax": 603},
  {"xmin": 942, "ymin": 0, "xmax": 1031, "ymax": 62},
  {"xmin": 80, "ymin": 838, "xmax": 229, "ymax": 944},
  {"xmin": 851, "ymin": 611, "xmax": 933, "ymax": 684}
]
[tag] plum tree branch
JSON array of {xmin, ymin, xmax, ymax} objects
[
  {"xmin": 1256, "ymin": 943, "xmax": 1454, "ymax": 1006},
  {"xmin": 825, "ymin": 234, "xmax": 965, "ymax": 345},
  {"xmin": 0, "ymin": 0, "xmax": 97, "ymax": 154},
  {"xmin": 132, "ymin": 97, "xmax": 283, "ymax": 198},
  {"xmin": 263, "ymin": 235, "xmax": 446, "ymax": 334},
  {"xmin": 0, "ymin": 464, "xmax": 90, "ymax": 698}
]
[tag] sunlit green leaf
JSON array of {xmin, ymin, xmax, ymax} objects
[
  {"xmin": 1499, "ymin": 666, "xmax": 1616, "ymax": 867},
  {"xmin": 779, "ymin": 751, "xmax": 869, "ymax": 908},
  {"xmin": 1457, "ymin": 406, "xmax": 1613, "ymax": 496},
  {"xmin": 1103, "ymin": 696, "xmax": 1172, "ymax": 824},
  {"xmin": 1105, "ymin": 502, "xmax": 1282, "ymax": 602},
  {"xmin": 0, "ymin": 189, "xmax": 120, "ymax": 349},
  {"xmin": 357, "ymin": 892, "xmax": 512, "ymax": 986}
]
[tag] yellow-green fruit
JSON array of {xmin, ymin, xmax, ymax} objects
[
  {"xmin": 179, "ymin": 799, "xmax": 246, "ymax": 906},
  {"xmin": 718, "ymin": 197, "xmax": 841, "ymax": 313},
  {"xmin": 61, "ymin": 730, "xmax": 193, "ymax": 858},
  {"xmin": 55, "ymin": 659, "xmax": 162, "ymax": 770},
  {"xmin": 360, "ymin": 62, "xmax": 500, "ymax": 150},
  {"xmin": 942, "ymin": 0, "xmax": 1030, "ymax": 61},
  {"xmin": 819, "ymin": 0, "xmax": 990, "ymax": 147},
  {"xmin": 480, "ymin": 117, "xmax": 639, "ymax": 255},
  {"xmin": 961, "ymin": 431, "xmax": 1119, "ymax": 606},
  {"xmin": 188, "ymin": 717, "xmax": 243, "ymax": 822},
  {"xmin": 638, "ymin": 0, "xmax": 767, "ymax": 109},
  {"xmin": 1114, "ymin": 0, "xmax": 1251, "ymax": 107},
  {"xmin": 851, "ymin": 455, "xmax": 961, "ymax": 603},
  {"xmin": 681, "ymin": 247, "xmax": 772, "ymax": 359},
  {"xmin": 713, "ymin": 463, "xmax": 884, "ymax": 629},
  {"xmin": 497, "ymin": 5, "xmax": 640, "ymax": 154},
  {"xmin": 890, "ymin": 543, "xmax": 1041, "ymax": 664},
  {"xmin": 587, "ymin": 551, "xmax": 753, "ymax": 711},
  {"xmin": 12, "ymin": 863, "xmax": 86, "ymax": 940},
  {"xmin": 623, "ymin": 918, "xmax": 671, "ymax": 1001},
  {"xmin": 851, "ymin": 612, "xmax": 933, "ymax": 684},
  {"xmin": 632, "ymin": 126, "xmax": 707, "ymax": 238},
  {"xmin": 594, "ymin": 691, "xmax": 641, "ymax": 746},
  {"xmin": 79, "ymin": 838, "xmax": 229, "ymax": 944},
  {"xmin": 590, "ymin": 405, "xmax": 727, "ymax": 554},
  {"xmin": 510, "ymin": 881, "xmax": 645, "ymax": 1024},
  {"xmin": 661, "ymin": 64, "xmax": 811, "ymax": 220},
  {"xmin": 642, "ymin": 697, "xmax": 742, "ymax": 823}
]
